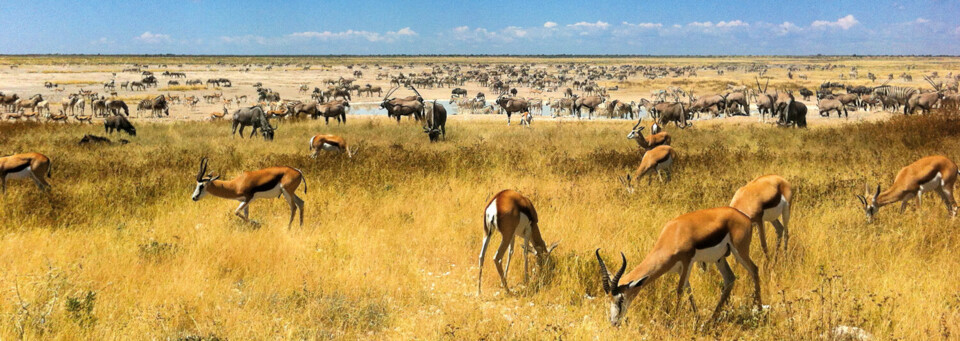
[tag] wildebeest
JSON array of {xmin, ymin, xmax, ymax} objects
[
  {"xmin": 232, "ymin": 106, "xmax": 275, "ymax": 140},
  {"xmin": 257, "ymin": 88, "xmax": 280, "ymax": 102},
  {"xmin": 104, "ymin": 115, "xmax": 137, "ymax": 136},
  {"xmin": 774, "ymin": 92, "xmax": 807, "ymax": 128},
  {"xmin": 423, "ymin": 100, "xmax": 447, "ymax": 142},
  {"xmin": 450, "ymin": 88, "xmax": 468, "ymax": 99}
]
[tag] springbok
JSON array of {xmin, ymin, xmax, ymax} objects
[
  {"xmin": 478, "ymin": 189, "xmax": 558, "ymax": 295},
  {"xmin": 191, "ymin": 157, "xmax": 307, "ymax": 228},
  {"xmin": 595, "ymin": 206, "xmax": 761, "ymax": 326},
  {"xmin": 729, "ymin": 175, "xmax": 792, "ymax": 256},
  {"xmin": 618, "ymin": 145, "xmax": 676, "ymax": 193},
  {"xmin": 626, "ymin": 120, "xmax": 670, "ymax": 151},
  {"xmin": 856, "ymin": 155, "xmax": 958, "ymax": 222},
  {"xmin": 519, "ymin": 111, "xmax": 532, "ymax": 127},
  {"xmin": 309, "ymin": 134, "xmax": 357, "ymax": 158},
  {"xmin": 1, "ymin": 152, "xmax": 52, "ymax": 193}
]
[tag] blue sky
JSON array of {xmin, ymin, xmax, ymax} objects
[{"xmin": 1, "ymin": 0, "xmax": 958, "ymax": 55}]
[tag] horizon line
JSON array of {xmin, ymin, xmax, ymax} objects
[{"xmin": 2, "ymin": 54, "xmax": 960, "ymax": 58}]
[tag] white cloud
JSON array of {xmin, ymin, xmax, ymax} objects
[
  {"xmin": 543, "ymin": 21, "xmax": 557, "ymax": 28},
  {"xmin": 811, "ymin": 15, "xmax": 859, "ymax": 30},
  {"xmin": 567, "ymin": 21, "xmax": 609, "ymax": 29},
  {"xmin": 716, "ymin": 20, "xmax": 748, "ymax": 28},
  {"xmin": 503, "ymin": 26, "xmax": 527, "ymax": 37},
  {"xmin": 915, "ymin": 17, "xmax": 929, "ymax": 24},
  {"xmin": 775, "ymin": 21, "xmax": 802, "ymax": 35},
  {"xmin": 287, "ymin": 27, "xmax": 416, "ymax": 43},
  {"xmin": 621, "ymin": 21, "xmax": 662, "ymax": 29},
  {"xmin": 453, "ymin": 26, "xmax": 470, "ymax": 32},
  {"xmin": 390, "ymin": 27, "xmax": 417, "ymax": 36},
  {"xmin": 135, "ymin": 31, "xmax": 172, "ymax": 44},
  {"xmin": 688, "ymin": 21, "xmax": 713, "ymax": 28}
]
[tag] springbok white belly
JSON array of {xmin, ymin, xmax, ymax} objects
[
  {"xmin": 321, "ymin": 143, "xmax": 342, "ymax": 152},
  {"xmin": 762, "ymin": 195, "xmax": 788, "ymax": 222},
  {"xmin": 5, "ymin": 167, "xmax": 32, "ymax": 180},
  {"xmin": 514, "ymin": 212, "xmax": 532, "ymax": 238},
  {"xmin": 692, "ymin": 234, "xmax": 731, "ymax": 263},
  {"xmin": 656, "ymin": 156, "xmax": 673, "ymax": 171},
  {"xmin": 671, "ymin": 234, "xmax": 732, "ymax": 273},
  {"xmin": 239, "ymin": 184, "xmax": 284, "ymax": 201},
  {"xmin": 919, "ymin": 173, "xmax": 943, "ymax": 193}
]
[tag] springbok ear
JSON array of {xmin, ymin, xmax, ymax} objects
[
  {"xmin": 627, "ymin": 276, "xmax": 648, "ymax": 289},
  {"xmin": 547, "ymin": 241, "xmax": 559, "ymax": 253}
]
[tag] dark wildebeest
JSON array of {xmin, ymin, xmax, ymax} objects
[
  {"xmin": 450, "ymin": 88, "xmax": 467, "ymax": 99},
  {"xmin": 104, "ymin": 115, "xmax": 137, "ymax": 136},
  {"xmin": 232, "ymin": 106, "xmax": 275, "ymax": 140},
  {"xmin": 423, "ymin": 100, "xmax": 447, "ymax": 142},
  {"xmin": 774, "ymin": 91, "xmax": 807, "ymax": 128},
  {"xmin": 257, "ymin": 88, "xmax": 280, "ymax": 102}
]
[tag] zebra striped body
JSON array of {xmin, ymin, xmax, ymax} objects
[{"xmin": 874, "ymin": 86, "xmax": 917, "ymax": 114}]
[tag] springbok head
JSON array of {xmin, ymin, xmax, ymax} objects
[
  {"xmin": 191, "ymin": 157, "xmax": 220, "ymax": 201},
  {"xmin": 855, "ymin": 183, "xmax": 881, "ymax": 223},
  {"xmin": 626, "ymin": 120, "xmax": 644, "ymax": 140},
  {"xmin": 596, "ymin": 250, "xmax": 645, "ymax": 326}
]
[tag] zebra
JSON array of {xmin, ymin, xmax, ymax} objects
[{"xmin": 873, "ymin": 85, "xmax": 917, "ymax": 115}]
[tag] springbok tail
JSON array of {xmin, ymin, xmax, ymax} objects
[
  {"xmin": 294, "ymin": 168, "xmax": 308, "ymax": 194},
  {"xmin": 47, "ymin": 159, "xmax": 52, "ymax": 178}
]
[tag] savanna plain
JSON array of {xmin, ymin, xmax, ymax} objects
[{"xmin": 1, "ymin": 56, "xmax": 960, "ymax": 340}]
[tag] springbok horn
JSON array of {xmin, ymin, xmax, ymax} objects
[
  {"xmin": 196, "ymin": 157, "xmax": 208, "ymax": 182},
  {"xmin": 611, "ymin": 252, "xmax": 627, "ymax": 291},
  {"xmin": 595, "ymin": 249, "xmax": 612, "ymax": 294}
]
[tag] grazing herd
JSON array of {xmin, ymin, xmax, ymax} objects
[{"xmin": 3, "ymin": 61, "xmax": 960, "ymax": 330}]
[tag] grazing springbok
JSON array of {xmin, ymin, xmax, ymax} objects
[
  {"xmin": 856, "ymin": 155, "xmax": 958, "ymax": 222},
  {"xmin": 191, "ymin": 158, "xmax": 307, "ymax": 228},
  {"xmin": 1, "ymin": 152, "xmax": 52, "ymax": 193},
  {"xmin": 729, "ymin": 175, "xmax": 792, "ymax": 256},
  {"xmin": 478, "ymin": 189, "xmax": 558, "ymax": 295},
  {"xmin": 618, "ymin": 145, "xmax": 677, "ymax": 193},
  {"xmin": 626, "ymin": 120, "xmax": 670, "ymax": 151},
  {"xmin": 595, "ymin": 206, "xmax": 761, "ymax": 326},
  {"xmin": 309, "ymin": 134, "xmax": 357, "ymax": 158},
  {"xmin": 519, "ymin": 111, "xmax": 532, "ymax": 127}
]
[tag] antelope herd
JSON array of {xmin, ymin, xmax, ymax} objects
[{"xmin": 3, "ymin": 60, "xmax": 960, "ymax": 329}]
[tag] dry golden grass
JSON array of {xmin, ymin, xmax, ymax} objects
[{"xmin": 1, "ymin": 104, "xmax": 960, "ymax": 339}]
